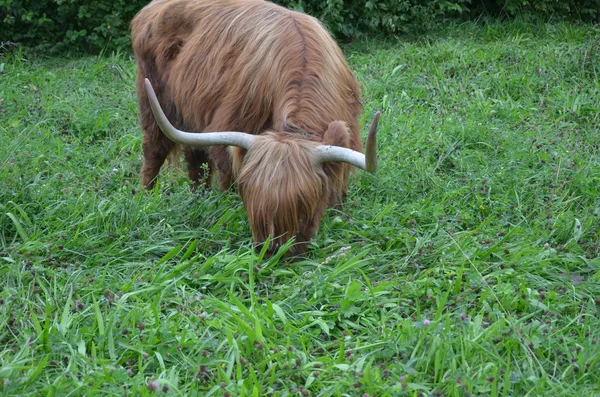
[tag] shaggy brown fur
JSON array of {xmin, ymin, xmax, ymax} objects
[{"xmin": 131, "ymin": 0, "xmax": 363, "ymax": 255}]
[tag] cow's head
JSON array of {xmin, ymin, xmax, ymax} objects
[{"xmin": 144, "ymin": 79, "xmax": 379, "ymax": 256}]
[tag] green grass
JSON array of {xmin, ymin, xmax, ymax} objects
[{"xmin": 1, "ymin": 20, "xmax": 600, "ymax": 396}]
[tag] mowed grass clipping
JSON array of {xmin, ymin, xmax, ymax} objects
[{"xmin": 1, "ymin": 20, "xmax": 600, "ymax": 396}]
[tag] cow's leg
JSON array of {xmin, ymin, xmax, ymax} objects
[
  {"xmin": 209, "ymin": 146, "xmax": 234, "ymax": 191},
  {"xmin": 136, "ymin": 72, "xmax": 175, "ymax": 189},
  {"xmin": 184, "ymin": 147, "xmax": 213, "ymax": 188},
  {"xmin": 204, "ymin": 111, "xmax": 235, "ymax": 191},
  {"xmin": 140, "ymin": 133, "xmax": 173, "ymax": 189}
]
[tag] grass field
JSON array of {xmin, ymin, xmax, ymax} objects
[{"xmin": 1, "ymin": 20, "xmax": 600, "ymax": 396}]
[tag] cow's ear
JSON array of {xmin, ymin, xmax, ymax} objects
[
  {"xmin": 230, "ymin": 147, "xmax": 247, "ymax": 177},
  {"xmin": 323, "ymin": 121, "xmax": 350, "ymax": 148}
]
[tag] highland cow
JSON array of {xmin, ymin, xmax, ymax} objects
[{"xmin": 131, "ymin": 0, "xmax": 380, "ymax": 255}]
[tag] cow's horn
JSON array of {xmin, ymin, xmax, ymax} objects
[
  {"xmin": 144, "ymin": 79, "xmax": 255, "ymax": 149},
  {"xmin": 316, "ymin": 111, "xmax": 380, "ymax": 173}
]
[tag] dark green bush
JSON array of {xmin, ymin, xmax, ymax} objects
[
  {"xmin": 274, "ymin": 0, "xmax": 599, "ymax": 39},
  {"xmin": 0, "ymin": 0, "xmax": 598, "ymax": 53},
  {"xmin": 274, "ymin": 0, "xmax": 471, "ymax": 38},
  {"xmin": 476, "ymin": 0, "xmax": 600, "ymax": 20},
  {"xmin": 1, "ymin": 0, "xmax": 470, "ymax": 52},
  {"xmin": 0, "ymin": 0, "xmax": 148, "ymax": 52}
]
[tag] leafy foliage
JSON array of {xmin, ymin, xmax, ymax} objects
[
  {"xmin": 274, "ymin": 0, "xmax": 600, "ymax": 39},
  {"xmin": 0, "ymin": 0, "xmax": 147, "ymax": 52},
  {"xmin": 478, "ymin": 0, "xmax": 600, "ymax": 20},
  {"xmin": 1, "ymin": 0, "xmax": 598, "ymax": 53},
  {"xmin": 275, "ymin": 0, "xmax": 471, "ymax": 38}
]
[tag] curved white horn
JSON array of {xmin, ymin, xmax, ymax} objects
[
  {"xmin": 316, "ymin": 111, "xmax": 380, "ymax": 173},
  {"xmin": 144, "ymin": 78, "xmax": 255, "ymax": 149}
]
